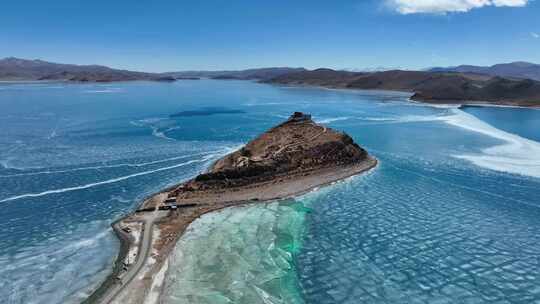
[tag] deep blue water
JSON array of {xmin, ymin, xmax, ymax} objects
[{"xmin": 1, "ymin": 80, "xmax": 539, "ymax": 303}]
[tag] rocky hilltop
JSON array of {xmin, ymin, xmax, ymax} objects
[{"xmin": 178, "ymin": 112, "xmax": 369, "ymax": 194}]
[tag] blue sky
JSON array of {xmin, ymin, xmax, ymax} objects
[{"xmin": 2, "ymin": 0, "xmax": 539, "ymax": 72}]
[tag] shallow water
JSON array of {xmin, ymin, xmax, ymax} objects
[
  {"xmin": 1, "ymin": 80, "xmax": 540, "ymax": 303},
  {"xmin": 162, "ymin": 201, "xmax": 309, "ymax": 304}
]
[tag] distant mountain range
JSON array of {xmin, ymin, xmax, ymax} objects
[
  {"xmin": 0, "ymin": 57, "xmax": 161, "ymax": 82},
  {"xmin": 264, "ymin": 69, "xmax": 540, "ymax": 107},
  {"xmin": 0, "ymin": 57, "xmax": 304, "ymax": 82},
  {"xmin": 430, "ymin": 62, "xmax": 540, "ymax": 81},
  {"xmin": 166, "ymin": 67, "xmax": 306, "ymax": 81},
  {"xmin": 2, "ymin": 57, "xmax": 540, "ymax": 106}
]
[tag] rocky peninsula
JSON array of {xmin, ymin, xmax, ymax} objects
[{"xmin": 85, "ymin": 112, "xmax": 377, "ymax": 304}]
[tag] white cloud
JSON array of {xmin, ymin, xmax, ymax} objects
[
  {"xmin": 532, "ymin": 32, "xmax": 540, "ymax": 39},
  {"xmin": 388, "ymin": 0, "xmax": 529, "ymax": 14}
]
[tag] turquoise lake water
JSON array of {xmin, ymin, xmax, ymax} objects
[{"xmin": 1, "ymin": 80, "xmax": 539, "ymax": 303}]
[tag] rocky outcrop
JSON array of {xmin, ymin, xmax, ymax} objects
[{"xmin": 176, "ymin": 112, "xmax": 368, "ymax": 192}]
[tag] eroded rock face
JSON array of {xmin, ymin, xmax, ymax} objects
[{"xmin": 182, "ymin": 112, "xmax": 368, "ymax": 191}]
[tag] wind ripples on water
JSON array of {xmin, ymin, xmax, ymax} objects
[
  {"xmin": 0, "ymin": 155, "xmax": 218, "ymax": 203},
  {"xmin": 0, "ymin": 221, "xmax": 116, "ymax": 304},
  {"xmin": 0, "ymin": 88, "xmax": 239, "ymax": 303},
  {"xmin": 298, "ymin": 157, "xmax": 540, "ymax": 303},
  {"xmin": 0, "ymin": 150, "xmax": 219, "ymax": 178},
  {"xmin": 0, "ymin": 146, "xmax": 231, "ymax": 304}
]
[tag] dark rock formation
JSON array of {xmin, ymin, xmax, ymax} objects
[{"xmin": 178, "ymin": 112, "xmax": 368, "ymax": 191}]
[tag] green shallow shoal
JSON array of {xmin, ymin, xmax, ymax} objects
[{"xmin": 161, "ymin": 200, "xmax": 312, "ymax": 304}]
